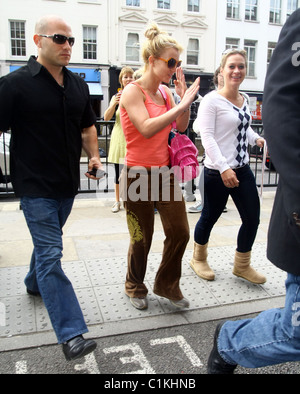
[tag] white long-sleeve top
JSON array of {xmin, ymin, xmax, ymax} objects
[{"xmin": 195, "ymin": 90, "xmax": 260, "ymax": 174}]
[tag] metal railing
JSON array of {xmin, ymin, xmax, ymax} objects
[
  {"xmin": 248, "ymin": 124, "xmax": 279, "ymax": 188},
  {"xmin": 0, "ymin": 132, "xmax": 12, "ymax": 197},
  {"xmin": 0, "ymin": 122, "xmax": 278, "ymax": 198}
]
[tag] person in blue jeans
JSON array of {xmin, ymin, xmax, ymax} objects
[
  {"xmin": 207, "ymin": 9, "xmax": 300, "ymax": 373},
  {"xmin": 0, "ymin": 15, "xmax": 103, "ymax": 361}
]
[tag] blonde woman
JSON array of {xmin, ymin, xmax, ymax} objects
[
  {"xmin": 191, "ymin": 49, "xmax": 266, "ymax": 284},
  {"xmin": 105, "ymin": 67, "xmax": 134, "ymax": 212},
  {"xmin": 119, "ymin": 22, "xmax": 200, "ymax": 310}
]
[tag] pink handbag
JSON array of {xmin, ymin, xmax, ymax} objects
[
  {"xmin": 159, "ymin": 86, "xmax": 200, "ymax": 182},
  {"xmin": 168, "ymin": 133, "xmax": 200, "ymax": 181}
]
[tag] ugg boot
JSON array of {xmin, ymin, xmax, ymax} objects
[
  {"xmin": 190, "ymin": 242, "xmax": 215, "ymax": 281},
  {"xmin": 233, "ymin": 250, "xmax": 266, "ymax": 284}
]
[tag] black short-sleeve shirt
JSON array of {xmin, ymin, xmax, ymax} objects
[{"xmin": 0, "ymin": 56, "xmax": 96, "ymax": 198}]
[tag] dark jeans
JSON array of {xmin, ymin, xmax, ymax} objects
[
  {"xmin": 21, "ymin": 197, "xmax": 88, "ymax": 344},
  {"xmin": 194, "ymin": 164, "xmax": 260, "ymax": 253}
]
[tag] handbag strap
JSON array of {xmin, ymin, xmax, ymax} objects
[{"xmin": 158, "ymin": 85, "xmax": 177, "ymax": 130}]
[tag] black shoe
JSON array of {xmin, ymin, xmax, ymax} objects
[
  {"xmin": 207, "ymin": 323, "xmax": 237, "ymax": 374},
  {"xmin": 62, "ymin": 335, "xmax": 97, "ymax": 361},
  {"xmin": 26, "ymin": 288, "xmax": 41, "ymax": 297}
]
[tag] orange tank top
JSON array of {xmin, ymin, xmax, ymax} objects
[{"xmin": 120, "ymin": 82, "xmax": 171, "ymax": 167}]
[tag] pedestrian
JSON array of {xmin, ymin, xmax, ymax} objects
[
  {"xmin": 207, "ymin": 9, "xmax": 300, "ymax": 374},
  {"xmin": 105, "ymin": 67, "xmax": 134, "ymax": 213},
  {"xmin": 0, "ymin": 15, "xmax": 103, "ymax": 361},
  {"xmin": 190, "ymin": 49, "xmax": 266, "ymax": 283},
  {"xmin": 119, "ymin": 22, "xmax": 200, "ymax": 310}
]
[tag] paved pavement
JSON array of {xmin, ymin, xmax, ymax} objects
[{"xmin": 0, "ymin": 190, "xmax": 287, "ymax": 352}]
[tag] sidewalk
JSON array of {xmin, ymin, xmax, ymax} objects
[{"xmin": 0, "ymin": 191, "xmax": 286, "ymax": 351}]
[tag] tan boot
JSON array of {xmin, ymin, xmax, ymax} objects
[
  {"xmin": 190, "ymin": 242, "xmax": 215, "ymax": 281},
  {"xmin": 233, "ymin": 250, "xmax": 267, "ymax": 284}
]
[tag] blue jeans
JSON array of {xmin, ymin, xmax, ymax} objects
[
  {"xmin": 21, "ymin": 197, "xmax": 88, "ymax": 344},
  {"xmin": 194, "ymin": 165, "xmax": 260, "ymax": 252},
  {"xmin": 218, "ymin": 274, "xmax": 300, "ymax": 368}
]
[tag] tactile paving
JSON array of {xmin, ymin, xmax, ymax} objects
[{"xmin": 0, "ymin": 244, "xmax": 286, "ymax": 339}]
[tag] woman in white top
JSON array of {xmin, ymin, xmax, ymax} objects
[{"xmin": 190, "ymin": 49, "xmax": 266, "ymax": 285}]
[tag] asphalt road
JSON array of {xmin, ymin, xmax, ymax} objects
[{"xmin": 0, "ymin": 317, "xmax": 299, "ymax": 377}]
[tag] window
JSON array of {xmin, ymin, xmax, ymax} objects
[
  {"xmin": 244, "ymin": 40, "xmax": 256, "ymax": 77},
  {"xmin": 225, "ymin": 38, "xmax": 240, "ymax": 51},
  {"xmin": 126, "ymin": 33, "xmax": 139, "ymax": 62},
  {"xmin": 269, "ymin": 0, "xmax": 282, "ymax": 24},
  {"xmin": 188, "ymin": 0, "xmax": 200, "ymax": 12},
  {"xmin": 83, "ymin": 26, "xmax": 97, "ymax": 60},
  {"xmin": 227, "ymin": 0, "xmax": 240, "ymax": 19},
  {"xmin": 267, "ymin": 42, "xmax": 276, "ymax": 67},
  {"xmin": 187, "ymin": 39, "xmax": 199, "ymax": 65},
  {"xmin": 10, "ymin": 21, "xmax": 26, "ymax": 57},
  {"xmin": 157, "ymin": 0, "xmax": 170, "ymax": 10},
  {"xmin": 287, "ymin": 0, "xmax": 299, "ymax": 17},
  {"xmin": 245, "ymin": 0, "xmax": 258, "ymax": 21},
  {"xmin": 126, "ymin": 0, "xmax": 140, "ymax": 6}
]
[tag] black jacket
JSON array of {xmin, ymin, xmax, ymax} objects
[{"xmin": 263, "ymin": 9, "xmax": 300, "ymax": 276}]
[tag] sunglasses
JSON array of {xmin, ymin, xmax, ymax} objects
[
  {"xmin": 38, "ymin": 34, "xmax": 75, "ymax": 47},
  {"xmin": 222, "ymin": 48, "xmax": 246, "ymax": 55},
  {"xmin": 158, "ymin": 57, "xmax": 182, "ymax": 69}
]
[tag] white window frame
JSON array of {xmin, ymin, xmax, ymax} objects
[
  {"xmin": 269, "ymin": 0, "xmax": 282, "ymax": 24},
  {"xmin": 227, "ymin": 0, "xmax": 240, "ymax": 19},
  {"xmin": 287, "ymin": 0, "xmax": 299, "ymax": 17},
  {"xmin": 225, "ymin": 38, "xmax": 240, "ymax": 51},
  {"xmin": 126, "ymin": 0, "xmax": 141, "ymax": 6},
  {"xmin": 244, "ymin": 40, "xmax": 257, "ymax": 77},
  {"xmin": 10, "ymin": 20, "xmax": 26, "ymax": 58},
  {"xmin": 188, "ymin": 0, "xmax": 200, "ymax": 13},
  {"xmin": 157, "ymin": 0, "xmax": 171, "ymax": 10},
  {"xmin": 187, "ymin": 38, "xmax": 199, "ymax": 66},
  {"xmin": 126, "ymin": 32, "xmax": 140, "ymax": 63},
  {"xmin": 83, "ymin": 26, "xmax": 97, "ymax": 60},
  {"xmin": 267, "ymin": 42, "xmax": 276, "ymax": 67},
  {"xmin": 245, "ymin": 0, "xmax": 258, "ymax": 21}
]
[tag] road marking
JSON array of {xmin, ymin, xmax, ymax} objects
[{"xmin": 150, "ymin": 335, "xmax": 203, "ymax": 367}]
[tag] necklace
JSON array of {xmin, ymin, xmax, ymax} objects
[{"xmin": 220, "ymin": 91, "xmax": 243, "ymax": 107}]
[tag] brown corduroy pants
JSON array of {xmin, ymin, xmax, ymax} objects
[{"xmin": 120, "ymin": 166, "xmax": 190, "ymax": 301}]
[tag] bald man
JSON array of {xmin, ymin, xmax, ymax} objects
[{"xmin": 0, "ymin": 15, "xmax": 103, "ymax": 361}]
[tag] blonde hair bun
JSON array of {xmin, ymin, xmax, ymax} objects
[
  {"xmin": 142, "ymin": 21, "xmax": 183, "ymax": 67},
  {"xmin": 144, "ymin": 22, "xmax": 163, "ymax": 41}
]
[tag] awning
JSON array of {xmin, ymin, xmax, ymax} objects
[{"xmin": 87, "ymin": 82, "xmax": 103, "ymax": 99}]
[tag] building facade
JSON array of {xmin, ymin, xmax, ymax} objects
[
  {"xmin": 216, "ymin": 0, "xmax": 300, "ymax": 120},
  {"xmin": 0, "ymin": 0, "xmax": 299, "ymax": 118}
]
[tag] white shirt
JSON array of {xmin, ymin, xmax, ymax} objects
[{"xmin": 195, "ymin": 90, "xmax": 260, "ymax": 174}]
